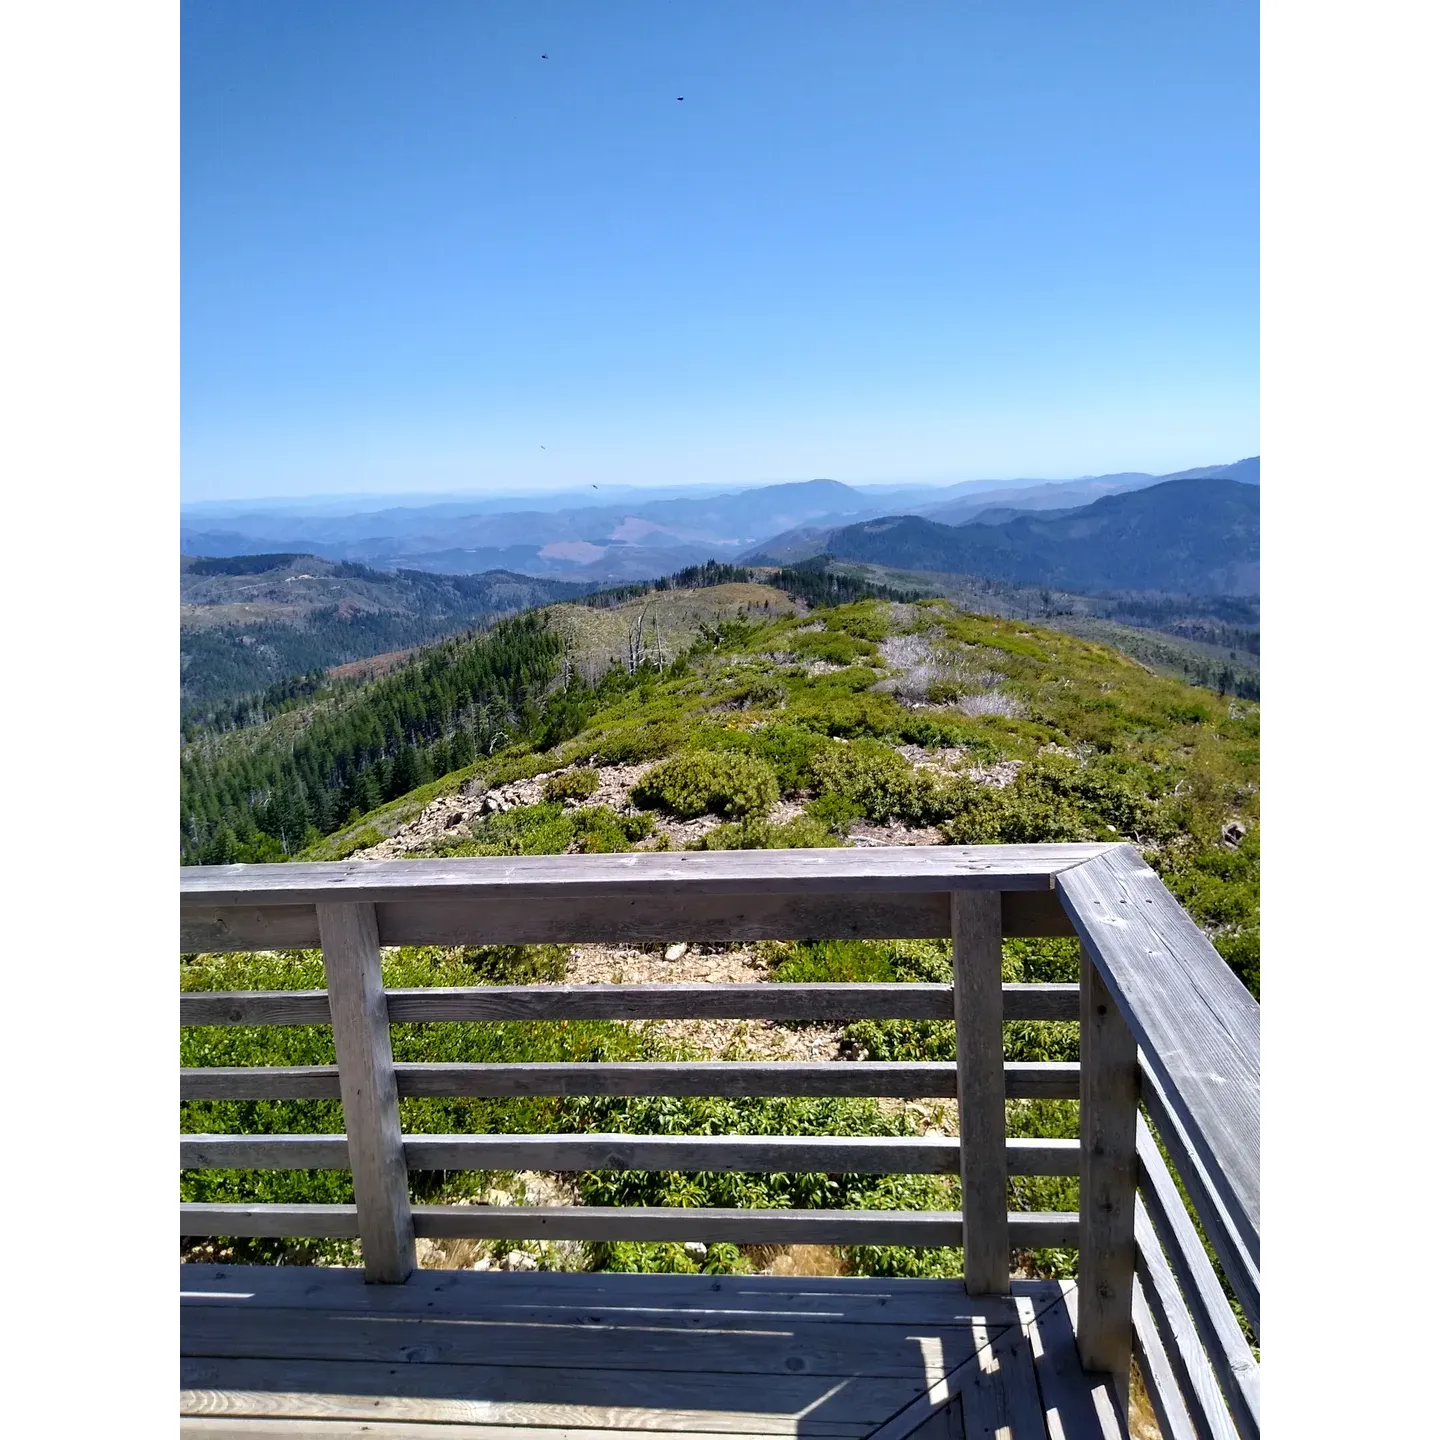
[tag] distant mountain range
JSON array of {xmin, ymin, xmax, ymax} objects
[
  {"xmin": 748, "ymin": 478, "xmax": 1259, "ymax": 596},
  {"xmin": 181, "ymin": 459, "xmax": 1258, "ymax": 584}
]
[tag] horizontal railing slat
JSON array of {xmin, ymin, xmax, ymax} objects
[
  {"xmin": 180, "ymin": 981, "xmax": 1080, "ymax": 1027},
  {"xmin": 1137, "ymin": 1123, "xmax": 1259, "ymax": 1440},
  {"xmin": 1135, "ymin": 1199, "xmax": 1242, "ymax": 1440},
  {"xmin": 180, "ymin": 1133, "xmax": 1081, "ymax": 1175},
  {"xmin": 179, "ymin": 1203, "xmax": 1081, "ymax": 1247},
  {"xmin": 184, "ymin": 891, "xmax": 1078, "ymax": 951},
  {"xmin": 1140, "ymin": 1060, "xmax": 1260, "ymax": 1338},
  {"xmin": 180, "ymin": 1060, "xmax": 1082, "ymax": 1102},
  {"xmin": 1056, "ymin": 847, "xmax": 1258, "ymax": 1268},
  {"xmin": 182, "ymin": 1203, "xmax": 360, "ymax": 1238},
  {"xmin": 1133, "ymin": 1286, "xmax": 1201, "ymax": 1440},
  {"xmin": 183, "ymin": 1066, "xmax": 340, "ymax": 1099},
  {"xmin": 181, "ymin": 990, "xmax": 331, "ymax": 1026}
]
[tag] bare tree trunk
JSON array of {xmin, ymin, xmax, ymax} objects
[{"xmin": 628, "ymin": 602, "xmax": 650, "ymax": 674}]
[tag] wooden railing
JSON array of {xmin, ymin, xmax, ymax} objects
[{"xmin": 180, "ymin": 842, "xmax": 1259, "ymax": 1437}]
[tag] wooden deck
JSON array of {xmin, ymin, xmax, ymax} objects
[
  {"xmin": 182, "ymin": 845, "xmax": 1260, "ymax": 1437},
  {"xmin": 180, "ymin": 1265, "xmax": 1126, "ymax": 1438}
]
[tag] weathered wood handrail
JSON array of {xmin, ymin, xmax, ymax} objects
[
  {"xmin": 180, "ymin": 842, "xmax": 1259, "ymax": 1436},
  {"xmin": 1055, "ymin": 844, "xmax": 1261, "ymax": 1434},
  {"xmin": 178, "ymin": 980, "xmax": 1081, "ymax": 1024},
  {"xmin": 180, "ymin": 1059, "xmax": 1084, "ymax": 1100},
  {"xmin": 180, "ymin": 1132, "xmax": 1083, "ymax": 1173}
]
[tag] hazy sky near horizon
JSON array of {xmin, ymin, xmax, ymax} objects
[{"xmin": 182, "ymin": 0, "xmax": 1258, "ymax": 502}]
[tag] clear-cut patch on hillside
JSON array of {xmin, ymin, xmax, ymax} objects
[{"xmin": 873, "ymin": 630, "xmax": 1023, "ymax": 716}]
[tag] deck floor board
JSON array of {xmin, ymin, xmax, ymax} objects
[{"xmin": 180, "ymin": 1265, "xmax": 1116, "ymax": 1439}]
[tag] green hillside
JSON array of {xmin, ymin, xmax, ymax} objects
[
  {"xmin": 184, "ymin": 586, "xmax": 1257, "ymax": 992},
  {"xmin": 791, "ymin": 559, "xmax": 1260, "ymax": 699}
]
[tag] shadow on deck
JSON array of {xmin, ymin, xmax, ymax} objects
[{"xmin": 180, "ymin": 1264, "xmax": 1125, "ymax": 1438}]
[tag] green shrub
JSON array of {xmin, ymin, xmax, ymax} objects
[
  {"xmin": 571, "ymin": 806, "xmax": 652, "ymax": 853},
  {"xmin": 936, "ymin": 755, "xmax": 1182, "ymax": 846},
  {"xmin": 751, "ymin": 724, "xmax": 836, "ymax": 790},
  {"xmin": 1157, "ymin": 829, "xmax": 1259, "ymax": 995},
  {"xmin": 460, "ymin": 802, "xmax": 578, "ymax": 856},
  {"xmin": 833, "ymin": 938, "xmax": 1080, "ymax": 1065},
  {"xmin": 1006, "ymin": 1097, "xmax": 1081, "ymax": 1222},
  {"xmin": 763, "ymin": 935, "xmax": 948, "ymax": 985},
  {"xmin": 630, "ymin": 751, "xmax": 780, "ymax": 820},
  {"xmin": 783, "ymin": 681, "xmax": 909, "ymax": 739},
  {"xmin": 458, "ymin": 944, "xmax": 570, "ymax": 985},
  {"xmin": 717, "ymin": 674, "xmax": 787, "ymax": 709},
  {"xmin": 326, "ymin": 825, "xmax": 383, "ymax": 860},
  {"xmin": 895, "ymin": 716, "xmax": 1002, "ymax": 757},
  {"xmin": 806, "ymin": 791, "xmax": 862, "ymax": 835},
  {"xmin": 697, "ymin": 723, "xmax": 833, "ymax": 793},
  {"xmin": 693, "ymin": 813, "xmax": 839, "ymax": 851},
  {"xmin": 792, "ymin": 629, "xmax": 878, "ymax": 665},
  {"xmin": 1002, "ymin": 936, "xmax": 1082, "ymax": 983},
  {"xmin": 766, "ymin": 939, "xmax": 895, "ymax": 984},
  {"xmin": 588, "ymin": 721, "xmax": 684, "ymax": 765},
  {"xmin": 934, "ymin": 783, "xmax": 1011, "ymax": 843},
  {"xmin": 569, "ymin": 1093, "xmax": 945, "ymax": 1246},
  {"xmin": 809, "ymin": 739, "xmax": 960, "ymax": 825},
  {"xmin": 420, "ymin": 800, "xmax": 644, "ymax": 859},
  {"xmin": 543, "ymin": 767, "xmax": 601, "ymax": 802},
  {"xmin": 821, "ymin": 605, "xmax": 890, "ymax": 642},
  {"xmin": 1214, "ymin": 926, "xmax": 1259, "ymax": 998},
  {"xmin": 588, "ymin": 1240, "xmax": 751, "ymax": 1275},
  {"xmin": 842, "ymin": 1245, "xmax": 966, "ymax": 1279}
]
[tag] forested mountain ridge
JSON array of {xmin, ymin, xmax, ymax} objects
[
  {"xmin": 180, "ymin": 553, "xmax": 588, "ymax": 726},
  {"xmin": 749, "ymin": 477, "xmax": 1259, "ymax": 595}
]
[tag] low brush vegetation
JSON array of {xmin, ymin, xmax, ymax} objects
[
  {"xmin": 630, "ymin": 750, "xmax": 781, "ymax": 820},
  {"xmin": 542, "ymin": 767, "xmax": 601, "ymax": 803},
  {"xmin": 183, "ymin": 588, "xmax": 1258, "ymax": 1278}
]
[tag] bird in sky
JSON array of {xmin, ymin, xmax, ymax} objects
[
  {"xmin": 591, "ymin": 484, "xmax": 599, "ymax": 489},
  {"xmin": 540, "ymin": 445, "xmax": 546, "ymax": 450},
  {"xmin": 677, "ymin": 96, "xmax": 684, "ymax": 101},
  {"xmin": 541, "ymin": 54, "xmax": 548, "ymax": 60}
]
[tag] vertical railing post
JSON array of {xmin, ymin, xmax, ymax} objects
[
  {"xmin": 318, "ymin": 900, "xmax": 415, "ymax": 1283},
  {"xmin": 1078, "ymin": 948, "xmax": 1139, "ymax": 1392},
  {"xmin": 953, "ymin": 889, "xmax": 1009, "ymax": 1295}
]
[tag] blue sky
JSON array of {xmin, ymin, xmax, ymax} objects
[{"xmin": 182, "ymin": 0, "xmax": 1258, "ymax": 501}]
